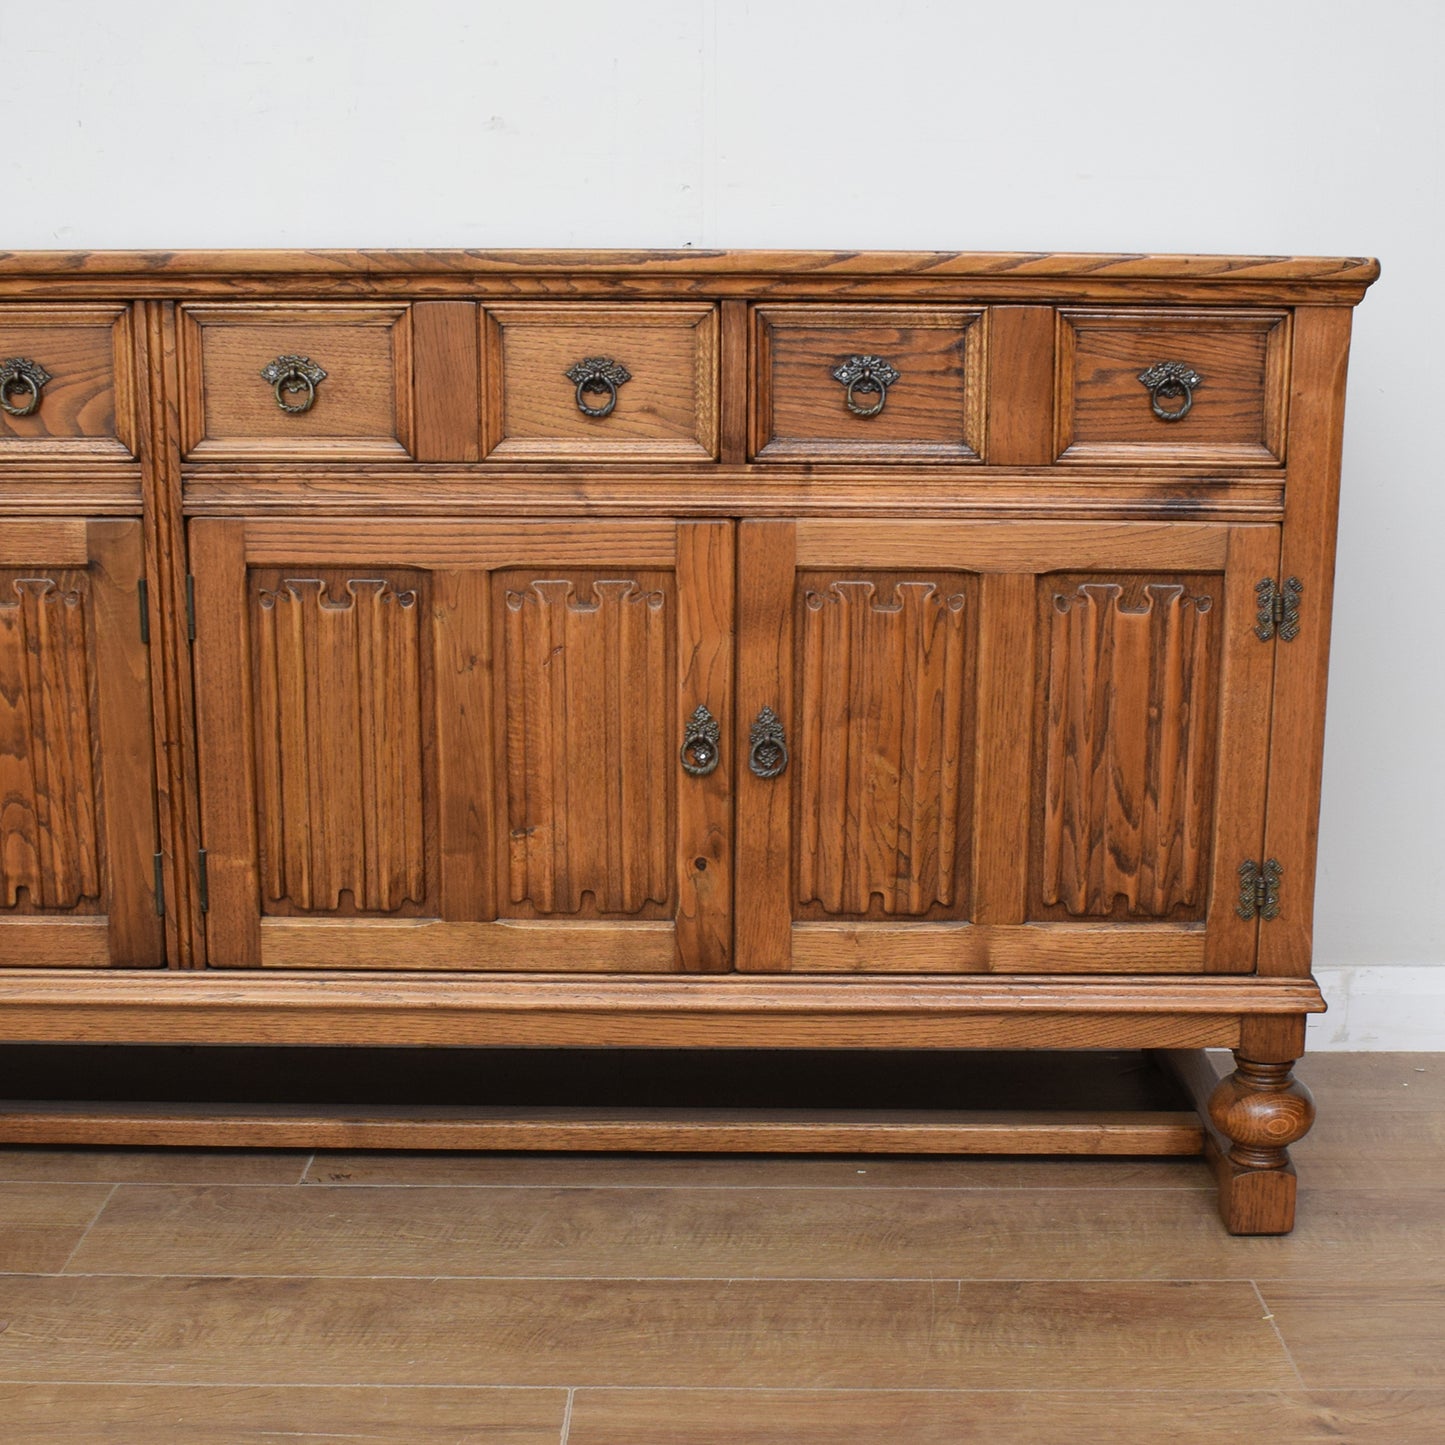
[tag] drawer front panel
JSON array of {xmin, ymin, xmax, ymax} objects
[
  {"xmin": 1056, "ymin": 309, "xmax": 1290, "ymax": 465},
  {"xmin": 180, "ymin": 305, "xmax": 413, "ymax": 460},
  {"xmin": 483, "ymin": 303, "xmax": 719, "ymax": 462},
  {"xmin": 0, "ymin": 305, "xmax": 134, "ymax": 457},
  {"xmin": 753, "ymin": 305, "xmax": 986, "ymax": 463}
]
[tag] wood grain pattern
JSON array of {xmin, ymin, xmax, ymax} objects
[
  {"xmin": 753, "ymin": 304, "xmax": 985, "ymax": 462},
  {"xmin": 0, "ymin": 303, "xmax": 134, "ymax": 457},
  {"xmin": 179, "ymin": 304, "xmax": 412, "ymax": 460},
  {"xmin": 483, "ymin": 302, "xmax": 718, "ymax": 461},
  {"xmin": 984, "ymin": 304, "xmax": 1055, "ymax": 465},
  {"xmin": 0, "ymin": 1274, "xmax": 1296, "ymax": 1389},
  {"xmin": 499, "ymin": 571, "xmax": 673, "ymax": 918},
  {"xmin": 1056, "ymin": 308, "xmax": 1290, "ymax": 465},
  {"xmin": 0, "ymin": 1180, "xmax": 114, "ymax": 1271},
  {"xmin": 0, "ymin": 1385, "xmax": 568, "ymax": 1444},
  {"xmin": 795, "ymin": 574, "xmax": 972, "ymax": 918},
  {"xmin": 1037, "ymin": 575, "xmax": 1220, "ymax": 920},
  {"xmin": 567, "ymin": 1388, "xmax": 1445, "ymax": 1444}
]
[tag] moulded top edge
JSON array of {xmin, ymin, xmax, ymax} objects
[{"xmin": 0, "ymin": 247, "xmax": 1382, "ymax": 287}]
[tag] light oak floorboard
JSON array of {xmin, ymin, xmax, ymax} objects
[
  {"xmin": 1259, "ymin": 1283, "xmax": 1445, "ymax": 1390},
  {"xmin": 566, "ymin": 1387, "xmax": 1445, "ymax": 1445},
  {"xmin": 0, "ymin": 1383, "xmax": 567, "ymax": 1443},
  {"xmin": 302, "ymin": 1151, "xmax": 1211, "ymax": 1190},
  {"xmin": 58, "ymin": 1181, "xmax": 1445, "ymax": 1283},
  {"xmin": 0, "ymin": 1277, "xmax": 1292, "ymax": 1389},
  {"xmin": 0, "ymin": 1148, "xmax": 309, "ymax": 1185},
  {"xmin": 0, "ymin": 1183, "xmax": 114, "ymax": 1274}
]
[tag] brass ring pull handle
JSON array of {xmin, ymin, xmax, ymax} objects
[
  {"xmin": 0, "ymin": 358, "xmax": 53, "ymax": 418},
  {"xmin": 565, "ymin": 356, "xmax": 631, "ymax": 418},
  {"xmin": 261, "ymin": 355, "xmax": 328, "ymax": 415},
  {"xmin": 680, "ymin": 703, "xmax": 721, "ymax": 777},
  {"xmin": 748, "ymin": 706, "xmax": 788, "ymax": 779},
  {"xmin": 831, "ymin": 354, "xmax": 900, "ymax": 418},
  {"xmin": 1138, "ymin": 360, "xmax": 1202, "ymax": 422}
]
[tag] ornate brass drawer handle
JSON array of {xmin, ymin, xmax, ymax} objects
[
  {"xmin": 0, "ymin": 357, "xmax": 53, "ymax": 418},
  {"xmin": 261, "ymin": 355, "xmax": 327, "ymax": 414},
  {"xmin": 831, "ymin": 354, "xmax": 899, "ymax": 418},
  {"xmin": 748, "ymin": 706, "xmax": 788, "ymax": 779},
  {"xmin": 680, "ymin": 703, "xmax": 721, "ymax": 777},
  {"xmin": 1138, "ymin": 360, "xmax": 1202, "ymax": 422},
  {"xmin": 566, "ymin": 356, "xmax": 631, "ymax": 418}
]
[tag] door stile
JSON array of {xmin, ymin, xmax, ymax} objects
[
  {"xmin": 735, "ymin": 519, "xmax": 796, "ymax": 971},
  {"xmin": 87, "ymin": 519, "xmax": 166, "ymax": 965},
  {"xmin": 675, "ymin": 520, "xmax": 734, "ymax": 972},
  {"xmin": 189, "ymin": 518, "xmax": 261, "ymax": 967},
  {"xmin": 970, "ymin": 571, "xmax": 1035, "ymax": 927},
  {"xmin": 435, "ymin": 569, "xmax": 495, "ymax": 922},
  {"xmin": 1201, "ymin": 524, "xmax": 1282, "ymax": 972}
]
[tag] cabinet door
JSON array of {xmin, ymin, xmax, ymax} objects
[
  {"xmin": 736, "ymin": 518, "xmax": 1277, "ymax": 975},
  {"xmin": 191, "ymin": 518, "xmax": 731, "ymax": 972},
  {"xmin": 0, "ymin": 519, "xmax": 162, "ymax": 966}
]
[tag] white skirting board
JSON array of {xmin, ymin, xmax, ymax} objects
[{"xmin": 1308, "ymin": 965, "xmax": 1445, "ymax": 1049}]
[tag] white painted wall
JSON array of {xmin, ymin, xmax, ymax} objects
[{"xmin": 5, "ymin": 0, "xmax": 1440, "ymax": 1045}]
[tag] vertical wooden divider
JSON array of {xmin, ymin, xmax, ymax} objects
[
  {"xmin": 435, "ymin": 569, "xmax": 495, "ymax": 921},
  {"xmin": 735, "ymin": 520, "xmax": 796, "ymax": 971},
  {"xmin": 137, "ymin": 300, "xmax": 204, "ymax": 966},
  {"xmin": 188, "ymin": 519, "xmax": 260, "ymax": 967},
  {"xmin": 675, "ymin": 521, "xmax": 734, "ymax": 971},
  {"xmin": 1201, "ymin": 526, "xmax": 1280, "ymax": 972},
  {"xmin": 88, "ymin": 519, "xmax": 166, "ymax": 965},
  {"xmin": 984, "ymin": 306, "xmax": 1057, "ymax": 466},
  {"xmin": 1257, "ymin": 306, "xmax": 1354, "ymax": 979},
  {"xmin": 719, "ymin": 300, "xmax": 750, "ymax": 464},
  {"xmin": 412, "ymin": 302, "xmax": 481, "ymax": 461},
  {"xmin": 970, "ymin": 571, "xmax": 1036, "ymax": 927}
]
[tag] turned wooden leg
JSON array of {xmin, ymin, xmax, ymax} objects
[{"xmin": 1207, "ymin": 1054, "xmax": 1316, "ymax": 1235}]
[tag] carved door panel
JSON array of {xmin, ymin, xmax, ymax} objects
[
  {"xmin": 190, "ymin": 518, "xmax": 731, "ymax": 972},
  {"xmin": 0, "ymin": 519, "xmax": 162, "ymax": 967},
  {"xmin": 736, "ymin": 518, "xmax": 1278, "ymax": 975}
]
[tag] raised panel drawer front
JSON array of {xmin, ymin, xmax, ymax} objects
[
  {"xmin": 752, "ymin": 305, "xmax": 986, "ymax": 462},
  {"xmin": 0, "ymin": 519, "xmax": 163, "ymax": 967},
  {"xmin": 1056, "ymin": 309, "xmax": 1290, "ymax": 465},
  {"xmin": 483, "ymin": 303, "xmax": 719, "ymax": 461},
  {"xmin": 735, "ymin": 518, "xmax": 1279, "ymax": 976},
  {"xmin": 189, "ymin": 517, "xmax": 732, "ymax": 972},
  {"xmin": 179, "ymin": 304, "xmax": 413, "ymax": 460},
  {"xmin": 0, "ymin": 305, "xmax": 135, "ymax": 457}
]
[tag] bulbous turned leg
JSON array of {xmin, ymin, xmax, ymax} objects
[{"xmin": 1207, "ymin": 1055, "xmax": 1315, "ymax": 1235}]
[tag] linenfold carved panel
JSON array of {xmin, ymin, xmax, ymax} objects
[
  {"xmin": 501, "ymin": 573, "xmax": 673, "ymax": 917},
  {"xmin": 252, "ymin": 572, "xmax": 428, "ymax": 913},
  {"xmin": 795, "ymin": 576, "xmax": 972, "ymax": 918},
  {"xmin": 0, "ymin": 572, "xmax": 102, "ymax": 911},
  {"xmin": 1038, "ymin": 576, "xmax": 1221, "ymax": 920}
]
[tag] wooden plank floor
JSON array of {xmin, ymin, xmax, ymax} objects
[{"xmin": 0, "ymin": 1052, "xmax": 1440, "ymax": 1442}]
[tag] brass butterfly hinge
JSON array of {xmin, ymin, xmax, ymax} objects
[
  {"xmin": 1255, "ymin": 576, "xmax": 1303, "ymax": 642},
  {"xmin": 1237, "ymin": 858, "xmax": 1283, "ymax": 921}
]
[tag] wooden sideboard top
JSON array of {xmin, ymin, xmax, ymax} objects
[{"xmin": 0, "ymin": 250, "xmax": 1381, "ymax": 303}]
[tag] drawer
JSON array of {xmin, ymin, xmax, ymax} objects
[
  {"xmin": 0, "ymin": 305, "xmax": 135, "ymax": 458},
  {"xmin": 483, "ymin": 303, "xmax": 718, "ymax": 461},
  {"xmin": 179, "ymin": 305, "xmax": 413, "ymax": 460},
  {"xmin": 1055, "ymin": 309, "xmax": 1290, "ymax": 465},
  {"xmin": 752, "ymin": 305, "xmax": 985, "ymax": 462}
]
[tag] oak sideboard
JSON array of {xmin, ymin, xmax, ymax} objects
[{"xmin": 0, "ymin": 249, "xmax": 1378, "ymax": 1232}]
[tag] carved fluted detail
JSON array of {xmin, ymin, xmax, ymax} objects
[
  {"xmin": 1041, "ymin": 579, "xmax": 1219, "ymax": 918},
  {"xmin": 253, "ymin": 575, "xmax": 426, "ymax": 913},
  {"xmin": 502, "ymin": 576, "xmax": 672, "ymax": 916},
  {"xmin": 796, "ymin": 578, "xmax": 969, "ymax": 917},
  {"xmin": 0, "ymin": 575, "xmax": 101, "ymax": 910}
]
